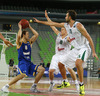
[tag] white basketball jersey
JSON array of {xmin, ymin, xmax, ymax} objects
[
  {"xmin": 55, "ymin": 33, "xmax": 71, "ymax": 55},
  {"xmin": 64, "ymin": 21, "xmax": 90, "ymax": 49}
]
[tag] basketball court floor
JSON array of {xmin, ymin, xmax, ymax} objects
[{"xmin": 0, "ymin": 77, "xmax": 100, "ymax": 96}]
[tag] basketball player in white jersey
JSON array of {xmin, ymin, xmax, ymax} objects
[
  {"xmin": 45, "ymin": 10, "xmax": 79, "ymax": 92},
  {"xmin": 33, "ymin": 10, "xmax": 98, "ymax": 95},
  {"xmin": 0, "ymin": 33, "xmax": 13, "ymax": 47}
]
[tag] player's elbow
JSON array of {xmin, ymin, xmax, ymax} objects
[
  {"xmin": 17, "ymin": 35, "xmax": 21, "ymax": 39},
  {"xmin": 37, "ymin": 33, "xmax": 39, "ymax": 37},
  {"xmin": 36, "ymin": 33, "xmax": 39, "ymax": 38}
]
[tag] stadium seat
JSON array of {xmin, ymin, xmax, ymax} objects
[{"xmin": 37, "ymin": 31, "xmax": 56, "ymax": 65}]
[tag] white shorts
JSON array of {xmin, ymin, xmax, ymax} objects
[
  {"xmin": 49, "ymin": 53, "xmax": 68, "ymax": 75},
  {"xmin": 60, "ymin": 47, "xmax": 91, "ymax": 69},
  {"xmin": 77, "ymin": 47, "xmax": 91, "ymax": 62}
]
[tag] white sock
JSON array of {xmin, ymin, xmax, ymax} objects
[
  {"xmin": 74, "ymin": 80, "xmax": 78, "ymax": 84},
  {"xmin": 79, "ymin": 82, "xmax": 84, "ymax": 85},
  {"xmin": 63, "ymin": 79, "xmax": 68, "ymax": 82},
  {"xmin": 50, "ymin": 80, "xmax": 53, "ymax": 83},
  {"xmin": 6, "ymin": 84, "xmax": 9, "ymax": 88},
  {"xmin": 32, "ymin": 83, "xmax": 37, "ymax": 87}
]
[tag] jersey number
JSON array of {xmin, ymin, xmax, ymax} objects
[
  {"xmin": 25, "ymin": 45, "xmax": 28, "ymax": 50},
  {"xmin": 60, "ymin": 40, "xmax": 63, "ymax": 44}
]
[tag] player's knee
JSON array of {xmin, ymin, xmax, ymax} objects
[
  {"xmin": 67, "ymin": 68, "xmax": 72, "ymax": 72},
  {"xmin": 75, "ymin": 62, "xmax": 80, "ymax": 68},
  {"xmin": 58, "ymin": 62, "xmax": 64, "ymax": 68},
  {"xmin": 49, "ymin": 69, "xmax": 55, "ymax": 73},
  {"xmin": 39, "ymin": 67, "xmax": 45, "ymax": 73},
  {"xmin": 20, "ymin": 74, "xmax": 26, "ymax": 78},
  {"xmin": 75, "ymin": 60, "xmax": 83, "ymax": 68},
  {"xmin": 42, "ymin": 67, "xmax": 45, "ymax": 72}
]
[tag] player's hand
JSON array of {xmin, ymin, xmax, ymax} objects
[
  {"xmin": 92, "ymin": 53, "xmax": 99, "ymax": 60},
  {"xmin": 4, "ymin": 39, "xmax": 13, "ymax": 47},
  {"xmin": 18, "ymin": 23, "xmax": 22, "ymax": 29},
  {"xmin": 33, "ymin": 18, "xmax": 39, "ymax": 23}
]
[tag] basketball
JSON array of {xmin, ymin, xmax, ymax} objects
[{"xmin": 19, "ymin": 19, "xmax": 29, "ymax": 29}]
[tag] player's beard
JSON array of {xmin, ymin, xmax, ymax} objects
[
  {"xmin": 66, "ymin": 19, "xmax": 70, "ymax": 23},
  {"xmin": 26, "ymin": 38, "xmax": 29, "ymax": 41},
  {"xmin": 25, "ymin": 36, "xmax": 29, "ymax": 41}
]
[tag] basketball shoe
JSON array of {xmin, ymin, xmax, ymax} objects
[
  {"xmin": 30, "ymin": 85, "xmax": 40, "ymax": 93},
  {"xmin": 1, "ymin": 84, "xmax": 9, "ymax": 93},
  {"xmin": 57, "ymin": 81, "xmax": 70, "ymax": 89},
  {"xmin": 79, "ymin": 84, "xmax": 85, "ymax": 95}
]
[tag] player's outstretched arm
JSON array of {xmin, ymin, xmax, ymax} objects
[
  {"xmin": 0, "ymin": 33, "xmax": 7, "ymax": 41},
  {"xmin": 0, "ymin": 33, "xmax": 13, "ymax": 47},
  {"xmin": 33, "ymin": 17, "xmax": 64, "ymax": 28},
  {"xmin": 29, "ymin": 24, "xmax": 39, "ymax": 44},
  {"xmin": 45, "ymin": 10, "xmax": 60, "ymax": 35},
  {"xmin": 77, "ymin": 23, "xmax": 99, "ymax": 60}
]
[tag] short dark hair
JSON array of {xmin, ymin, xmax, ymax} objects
[
  {"xmin": 21, "ymin": 30, "xmax": 27, "ymax": 38},
  {"xmin": 67, "ymin": 10, "xmax": 77, "ymax": 20}
]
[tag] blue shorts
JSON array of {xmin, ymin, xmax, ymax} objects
[{"xmin": 18, "ymin": 60, "xmax": 39, "ymax": 77}]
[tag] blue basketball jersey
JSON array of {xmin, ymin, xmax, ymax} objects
[
  {"xmin": 17, "ymin": 41, "xmax": 40, "ymax": 77},
  {"xmin": 17, "ymin": 41, "xmax": 31, "ymax": 62}
]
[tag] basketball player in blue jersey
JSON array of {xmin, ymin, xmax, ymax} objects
[
  {"xmin": 0, "ymin": 33, "xmax": 13, "ymax": 47},
  {"xmin": 33, "ymin": 10, "xmax": 98, "ymax": 95},
  {"xmin": 1, "ymin": 23, "xmax": 45, "ymax": 93},
  {"xmin": 45, "ymin": 10, "xmax": 79, "ymax": 92}
]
